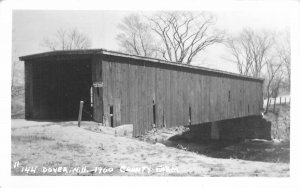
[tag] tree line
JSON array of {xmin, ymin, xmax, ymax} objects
[
  {"xmin": 116, "ymin": 12, "xmax": 290, "ymax": 113},
  {"xmin": 12, "ymin": 11, "xmax": 290, "ymax": 114}
]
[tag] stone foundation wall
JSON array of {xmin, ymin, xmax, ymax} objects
[
  {"xmin": 185, "ymin": 115, "xmax": 271, "ymax": 141},
  {"xmin": 186, "ymin": 123, "xmax": 211, "ymax": 140}
]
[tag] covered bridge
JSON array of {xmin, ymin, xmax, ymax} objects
[{"xmin": 20, "ymin": 49, "xmax": 264, "ymax": 137}]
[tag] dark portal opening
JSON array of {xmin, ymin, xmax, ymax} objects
[{"xmin": 32, "ymin": 58, "xmax": 92, "ymax": 120}]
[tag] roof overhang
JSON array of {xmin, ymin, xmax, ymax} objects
[{"xmin": 19, "ymin": 49, "xmax": 264, "ymax": 83}]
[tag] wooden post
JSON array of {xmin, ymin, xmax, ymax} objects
[
  {"xmin": 285, "ymin": 97, "xmax": 286, "ymax": 104},
  {"xmin": 273, "ymin": 98, "xmax": 276, "ymax": 112},
  {"xmin": 280, "ymin": 97, "xmax": 281, "ymax": 105},
  {"xmin": 78, "ymin": 101, "xmax": 84, "ymax": 127}
]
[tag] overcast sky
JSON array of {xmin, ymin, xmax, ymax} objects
[{"xmin": 12, "ymin": 10, "xmax": 290, "ymax": 73}]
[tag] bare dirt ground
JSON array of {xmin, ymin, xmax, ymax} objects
[{"xmin": 11, "ymin": 119, "xmax": 289, "ymax": 176}]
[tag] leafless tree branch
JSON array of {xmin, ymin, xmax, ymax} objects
[
  {"xmin": 116, "ymin": 14, "xmax": 160, "ymax": 58},
  {"xmin": 225, "ymin": 28, "xmax": 275, "ymax": 78},
  {"xmin": 41, "ymin": 28, "xmax": 91, "ymax": 51},
  {"xmin": 149, "ymin": 11, "xmax": 223, "ymax": 64}
]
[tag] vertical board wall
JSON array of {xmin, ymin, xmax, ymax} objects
[
  {"xmin": 92, "ymin": 56, "xmax": 103, "ymax": 122},
  {"xmin": 101, "ymin": 55, "xmax": 263, "ymax": 137}
]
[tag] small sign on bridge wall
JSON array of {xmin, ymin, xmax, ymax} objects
[{"xmin": 93, "ymin": 82, "xmax": 103, "ymax": 87}]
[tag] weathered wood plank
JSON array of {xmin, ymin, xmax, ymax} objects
[
  {"xmin": 165, "ymin": 69, "xmax": 170, "ymax": 128},
  {"xmin": 157, "ymin": 68, "xmax": 164, "ymax": 128},
  {"xmin": 198, "ymin": 74, "xmax": 203, "ymax": 123},
  {"xmin": 174, "ymin": 70, "xmax": 179, "ymax": 126},
  {"xmin": 115, "ymin": 61, "xmax": 122, "ymax": 127},
  {"xmin": 128, "ymin": 63, "xmax": 134, "ymax": 131},
  {"xmin": 197, "ymin": 74, "xmax": 201, "ymax": 123},
  {"xmin": 133, "ymin": 63, "xmax": 139, "ymax": 135},
  {"xmin": 120, "ymin": 62, "xmax": 125, "ymax": 124},
  {"xmin": 91, "ymin": 57, "xmax": 103, "ymax": 122},
  {"xmin": 177, "ymin": 71, "xmax": 183, "ymax": 125},
  {"xmin": 111, "ymin": 62, "xmax": 117, "ymax": 127},
  {"xmin": 149, "ymin": 66, "xmax": 155, "ymax": 129},
  {"xmin": 141, "ymin": 63, "xmax": 147, "ymax": 133}
]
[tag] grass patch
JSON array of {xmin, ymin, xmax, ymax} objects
[
  {"xmin": 12, "ymin": 135, "xmax": 55, "ymax": 143},
  {"xmin": 50, "ymin": 142, "xmax": 86, "ymax": 153}
]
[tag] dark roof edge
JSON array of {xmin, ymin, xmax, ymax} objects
[
  {"xmin": 19, "ymin": 49, "xmax": 104, "ymax": 61},
  {"xmin": 19, "ymin": 48, "xmax": 264, "ymax": 82}
]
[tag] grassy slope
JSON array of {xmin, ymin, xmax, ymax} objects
[{"xmin": 11, "ymin": 121, "xmax": 289, "ymax": 177}]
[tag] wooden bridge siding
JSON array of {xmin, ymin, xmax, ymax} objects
[
  {"xmin": 91, "ymin": 57, "xmax": 103, "ymax": 122},
  {"xmin": 101, "ymin": 56, "xmax": 262, "ymax": 136}
]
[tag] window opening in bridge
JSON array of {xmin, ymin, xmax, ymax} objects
[
  {"xmin": 90, "ymin": 86, "xmax": 93, "ymax": 107},
  {"xmin": 248, "ymin": 104, "xmax": 250, "ymax": 114},
  {"xmin": 97, "ymin": 87, "xmax": 100, "ymax": 96},
  {"xmin": 228, "ymin": 90, "xmax": 231, "ymax": 102},
  {"xmin": 189, "ymin": 106, "xmax": 192, "ymax": 125},
  {"xmin": 152, "ymin": 100, "xmax": 156, "ymax": 126},
  {"xmin": 110, "ymin": 106, "xmax": 114, "ymax": 127},
  {"xmin": 162, "ymin": 108, "xmax": 165, "ymax": 128}
]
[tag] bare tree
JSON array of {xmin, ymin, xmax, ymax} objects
[
  {"xmin": 11, "ymin": 57, "xmax": 22, "ymax": 97},
  {"xmin": 277, "ymin": 35, "xmax": 290, "ymax": 91},
  {"xmin": 149, "ymin": 11, "xmax": 223, "ymax": 64},
  {"xmin": 11, "ymin": 41, "xmax": 24, "ymax": 97},
  {"xmin": 11, "ymin": 52, "xmax": 18, "ymax": 92},
  {"xmin": 116, "ymin": 14, "xmax": 159, "ymax": 58},
  {"xmin": 264, "ymin": 58, "xmax": 284, "ymax": 113},
  {"xmin": 225, "ymin": 28, "xmax": 275, "ymax": 78},
  {"xmin": 41, "ymin": 28, "xmax": 91, "ymax": 51}
]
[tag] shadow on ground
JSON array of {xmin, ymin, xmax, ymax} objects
[
  {"xmin": 161, "ymin": 131, "xmax": 289, "ymax": 163},
  {"xmin": 142, "ymin": 106, "xmax": 290, "ymax": 164}
]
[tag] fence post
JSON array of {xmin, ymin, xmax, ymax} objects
[
  {"xmin": 273, "ymin": 98, "xmax": 276, "ymax": 112},
  {"xmin": 285, "ymin": 97, "xmax": 286, "ymax": 104},
  {"xmin": 280, "ymin": 97, "xmax": 281, "ymax": 105},
  {"xmin": 78, "ymin": 101, "xmax": 84, "ymax": 127}
]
